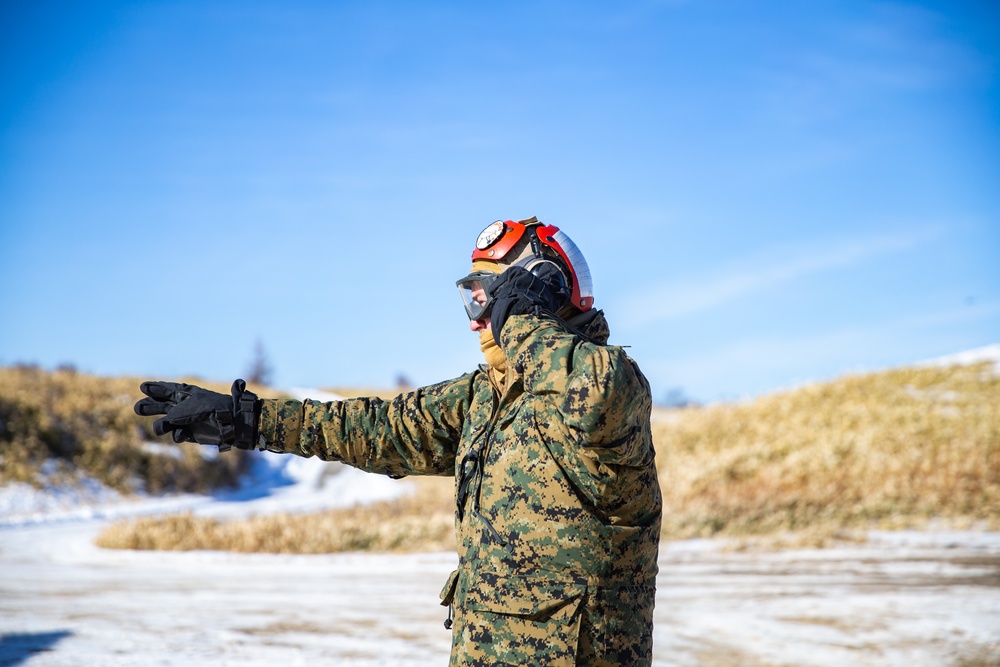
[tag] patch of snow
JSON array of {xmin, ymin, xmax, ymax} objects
[
  {"xmin": 902, "ymin": 385, "xmax": 961, "ymax": 401},
  {"xmin": 138, "ymin": 440, "xmax": 186, "ymax": 459},
  {"xmin": 286, "ymin": 387, "xmax": 346, "ymax": 402},
  {"xmin": 0, "ymin": 385, "xmax": 413, "ymax": 528},
  {"xmin": 199, "ymin": 450, "xmax": 410, "ymax": 519},
  {"xmin": 0, "ymin": 478, "xmax": 126, "ymax": 525},
  {"xmin": 1, "ymin": 450, "xmax": 409, "ymax": 528},
  {"xmin": 866, "ymin": 529, "xmax": 1000, "ymax": 550},
  {"xmin": 918, "ymin": 343, "xmax": 1000, "ymax": 372}
]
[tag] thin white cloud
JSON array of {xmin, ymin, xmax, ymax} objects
[
  {"xmin": 644, "ymin": 298, "xmax": 1000, "ymax": 401},
  {"xmin": 617, "ymin": 227, "xmax": 942, "ymax": 330}
]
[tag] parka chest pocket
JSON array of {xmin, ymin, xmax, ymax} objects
[{"xmin": 455, "ymin": 571, "xmax": 586, "ymax": 667}]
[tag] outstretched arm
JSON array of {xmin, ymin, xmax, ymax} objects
[
  {"xmin": 135, "ymin": 373, "xmax": 478, "ymax": 478},
  {"xmin": 257, "ymin": 374, "xmax": 477, "ymax": 477}
]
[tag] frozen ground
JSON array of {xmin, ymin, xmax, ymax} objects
[
  {"xmin": 3, "ymin": 459, "xmax": 999, "ymax": 667},
  {"xmin": 2, "ymin": 519, "xmax": 999, "ymax": 667}
]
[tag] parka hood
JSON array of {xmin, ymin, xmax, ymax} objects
[{"xmin": 565, "ymin": 308, "xmax": 610, "ymax": 346}]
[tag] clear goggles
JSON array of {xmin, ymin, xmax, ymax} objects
[{"xmin": 455, "ymin": 271, "xmax": 501, "ymax": 321}]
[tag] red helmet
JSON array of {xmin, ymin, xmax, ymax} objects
[{"xmin": 468, "ymin": 216, "xmax": 594, "ymax": 312}]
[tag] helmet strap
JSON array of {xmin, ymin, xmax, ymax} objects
[{"xmin": 529, "ymin": 229, "xmax": 544, "ymax": 258}]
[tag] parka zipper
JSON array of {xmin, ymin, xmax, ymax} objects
[
  {"xmin": 455, "ymin": 369, "xmax": 514, "ymax": 546},
  {"xmin": 470, "ymin": 418, "xmax": 507, "ymax": 547}
]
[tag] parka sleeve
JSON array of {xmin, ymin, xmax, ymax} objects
[
  {"xmin": 255, "ymin": 373, "xmax": 477, "ymax": 478},
  {"xmin": 499, "ymin": 313, "xmax": 656, "ymax": 511}
]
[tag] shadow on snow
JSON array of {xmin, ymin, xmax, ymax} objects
[{"xmin": 0, "ymin": 630, "xmax": 73, "ymax": 666}]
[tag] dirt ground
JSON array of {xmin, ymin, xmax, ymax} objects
[{"xmin": 1, "ymin": 524, "xmax": 998, "ymax": 666}]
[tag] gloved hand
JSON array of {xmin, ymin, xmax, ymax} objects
[
  {"xmin": 486, "ymin": 263, "xmax": 570, "ymax": 346},
  {"xmin": 134, "ymin": 379, "xmax": 261, "ymax": 451}
]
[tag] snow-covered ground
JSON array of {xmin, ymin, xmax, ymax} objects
[
  {"xmin": 3, "ymin": 456, "xmax": 999, "ymax": 666},
  {"xmin": 0, "ymin": 449, "xmax": 408, "ymax": 528}
]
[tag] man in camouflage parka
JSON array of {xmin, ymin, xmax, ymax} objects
[{"xmin": 135, "ymin": 216, "xmax": 662, "ymax": 666}]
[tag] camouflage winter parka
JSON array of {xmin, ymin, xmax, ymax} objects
[{"xmin": 257, "ymin": 310, "xmax": 662, "ymax": 666}]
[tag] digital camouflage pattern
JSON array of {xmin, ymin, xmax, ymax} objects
[{"xmin": 257, "ymin": 310, "xmax": 662, "ymax": 666}]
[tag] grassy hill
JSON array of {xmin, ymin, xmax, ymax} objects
[
  {"xmin": 3, "ymin": 360, "xmax": 996, "ymax": 552},
  {"xmin": 0, "ymin": 366, "xmax": 253, "ymax": 494},
  {"xmin": 651, "ymin": 360, "xmax": 999, "ymax": 546}
]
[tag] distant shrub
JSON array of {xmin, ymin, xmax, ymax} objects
[{"xmin": 0, "ymin": 366, "xmax": 252, "ymax": 494}]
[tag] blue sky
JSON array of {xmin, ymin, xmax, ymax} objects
[{"xmin": 1, "ymin": 0, "xmax": 998, "ymax": 403}]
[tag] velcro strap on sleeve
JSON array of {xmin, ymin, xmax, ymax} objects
[{"xmin": 234, "ymin": 391, "xmax": 261, "ymax": 450}]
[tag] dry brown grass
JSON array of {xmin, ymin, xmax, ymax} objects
[
  {"xmin": 0, "ymin": 366, "xmax": 257, "ymax": 494},
  {"xmin": 96, "ymin": 475, "xmax": 455, "ymax": 553},
  {"xmin": 953, "ymin": 643, "xmax": 1000, "ymax": 667},
  {"xmin": 652, "ymin": 361, "xmax": 1000, "ymax": 541}
]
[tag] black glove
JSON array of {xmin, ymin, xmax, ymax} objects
[
  {"xmin": 486, "ymin": 263, "xmax": 570, "ymax": 346},
  {"xmin": 134, "ymin": 379, "xmax": 261, "ymax": 451}
]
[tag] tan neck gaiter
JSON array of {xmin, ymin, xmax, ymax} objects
[{"xmin": 479, "ymin": 329, "xmax": 507, "ymax": 391}]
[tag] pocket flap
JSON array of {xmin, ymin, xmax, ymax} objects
[
  {"xmin": 465, "ymin": 572, "xmax": 586, "ymax": 623},
  {"xmin": 439, "ymin": 568, "xmax": 460, "ymax": 607}
]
